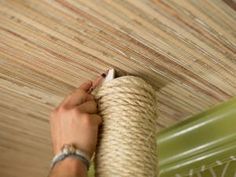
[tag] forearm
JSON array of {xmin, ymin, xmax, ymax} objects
[{"xmin": 49, "ymin": 157, "xmax": 87, "ymax": 177}]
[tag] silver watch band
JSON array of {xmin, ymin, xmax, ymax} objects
[{"xmin": 51, "ymin": 144, "xmax": 91, "ymax": 170}]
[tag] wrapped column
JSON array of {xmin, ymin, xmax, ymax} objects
[{"xmin": 94, "ymin": 76, "xmax": 158, "ymax": 177}]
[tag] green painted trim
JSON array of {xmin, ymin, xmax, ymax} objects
[
  {"xmin": 158, "ymin": 97, "xmax": 236, "ymax": 177},
  {"xmin": 88, "ymin": 97, "xmax": 236, "ymax": 176}
]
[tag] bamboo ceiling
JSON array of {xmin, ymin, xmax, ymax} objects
[{"xmin": 0, "ymin": 0, "xmax": 235, "ymax": 176}]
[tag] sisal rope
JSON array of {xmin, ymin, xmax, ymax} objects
[{"xmin": 94, "ymin": 76, "xmax": 158, "ymax": 177}]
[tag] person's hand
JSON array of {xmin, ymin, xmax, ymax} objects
[{"xmin": 50, "ymin": 76, "xmax": 104, "ymax": 158}]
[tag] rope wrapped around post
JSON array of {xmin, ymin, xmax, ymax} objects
[{"xmin": 94, "ymin": 76, "xmax": 158, "ymax": 177}]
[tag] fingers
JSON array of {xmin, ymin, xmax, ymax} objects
[
  {"xmin": 92, "ymin": 75, "xmax": 104, "ymax": 88},
  {"xmin": 64, "ymin": 89, "xmax": 93, "ymax": 108},
  {"xmin": 76, "ymin": 100, "xmax": 97, "ymax": 114},
  {"xmin": 71, "ymin": 110, "xmax": 102, "ymax": 126},
  {"xmin": 90, "ymin": 114, "xmax": 102, "ymax": 125},
  {"xmin": 92, "ymin": 71, "xmax": 108, "ymax": 88},
  {"xmin": 79, "ymin": 80, "xmax": 93, "ymax": 92},
  {"xmin": 60, "ymin": 70, "xmax": 108, "ymax": 108},
  {"xmin": 88, "ymin": 71, "xmax": 108, "ymax": 93}
]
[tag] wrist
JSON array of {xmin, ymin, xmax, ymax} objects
[
  {"xmin": 51, "ymin": 144, "xmax": 91, "ymax": 170},
  {"xmin": 50, "ymin": 157, "xmax": 87, "ymax": 177}
]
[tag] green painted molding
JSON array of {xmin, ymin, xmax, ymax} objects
[
  {"xmin": 88, "ymin": 97, "xmax": 236, "ymax": 176},
  {"xmin": 158, "ymin": 97, "xmax": 236, "ymax": 177}
]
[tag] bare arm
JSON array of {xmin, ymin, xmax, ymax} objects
[{"xmin": 48, "ymin": 76, "xmax": 104, "ymax": 177}]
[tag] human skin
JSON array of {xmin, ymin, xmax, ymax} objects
[{"xmin": 48, "ymin": 74, "xmax": 105, "ymax": 177}]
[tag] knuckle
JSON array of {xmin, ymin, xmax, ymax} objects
[
  {"xmin": 82, "ymin": 113, "xmax": 90, "ymax": 120},
  {"xmin": 81, "ymin": 113, "xmax": 92, "ymax": 125},
  {"xmin": 81, "ymin": 89, "xmax": 87, "ymax": 95},
  {"xmin": 51, "ymin": 105, "xmax": 68, "ymax": 117},
  {"xmin": 90, "ymin": 100, "xmax": 97, "ymax": 110},
  {"xmin": 94, "ymin": 115, "xmax": 102, "ymax": 125},
  {"xmin": 78, "ymin": 89, "xmax": 87, "ymax": 97},
  {"xmin": 72, "ymin": 108, "xmax": 83, "ymax": 116},
  {"xmin": 88, "ymin": 94, "xmax": 95, "ymax": 100},
  {"xmin": 91, "ymin": 100, "xmax": 97, "ymax": 106},
  {"xmin": 57, "ymin": 105, "xmax": 67, "ymax": 113}
]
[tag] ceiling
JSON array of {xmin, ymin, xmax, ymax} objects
[{"xmin": 0, "ymin": 0, "xmax": 235, "ymax": 176}]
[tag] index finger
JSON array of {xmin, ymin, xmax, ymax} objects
[
  {"xmin": 88, "ymin": 71, "xmax": 108, "ymax": 93},
  {"xmin": 79, "ymin": 80, "xmax": 93, "ymax": 92},
  {"xmin": 62, "ymin": 81, "xmax": 94, "ymax": 108}
]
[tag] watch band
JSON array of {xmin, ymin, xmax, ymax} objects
[{"xmin": 51, "ymin": 144, "xmax": 91, "ymax": 170}]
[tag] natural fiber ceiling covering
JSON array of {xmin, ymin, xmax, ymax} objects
[{"xmin": 0, "ymin": 0, "xmax": 235, "ymax": 176}]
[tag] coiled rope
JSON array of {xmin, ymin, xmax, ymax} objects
[{"xmin": 94, "ymin": 76, "xmax": 158, "ymax": 177}]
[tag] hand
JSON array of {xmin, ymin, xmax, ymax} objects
[{"xmin": 50, "ymin": 77, "xmax": 104, "ymax": 158}]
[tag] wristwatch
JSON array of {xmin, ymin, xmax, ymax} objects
[{"xmin": 51, "ymin": 144, "xmax": 91, "ymax": 170}]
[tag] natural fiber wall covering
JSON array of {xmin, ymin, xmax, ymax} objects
[{"xmin": 0, "ymin": 0, "xmax": 235, "ymax": 177}]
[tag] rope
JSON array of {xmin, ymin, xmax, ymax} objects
[{"xmin": 94, "ymin": 76, "xmax": 158, "ymax": 177}]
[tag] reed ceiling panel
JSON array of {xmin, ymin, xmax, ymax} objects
[{"xmin": 0, "ymin": 0, "xmax": 235, "ymax": 177}]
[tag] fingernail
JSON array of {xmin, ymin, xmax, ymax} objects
[{"xmin": 101, "ymin": 73, "xmax": 106, "ymax": 78}]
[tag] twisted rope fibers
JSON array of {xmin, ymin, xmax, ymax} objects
[{"xmin": 94, "ymin": 76, "xmax": 158, "ymax": 177}]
